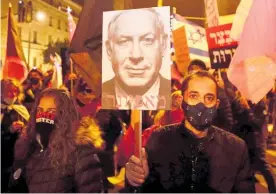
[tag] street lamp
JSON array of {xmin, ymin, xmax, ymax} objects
[{"xmin": 36, "ymin": 11, "xmax": 46, "ymax": 22}]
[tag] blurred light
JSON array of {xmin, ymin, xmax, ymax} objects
[
  {"xmin": 36, "ymin": 11, "xmax": 46, "ymax": 22},
  {"xmin": 268, "ymin": 124, "xmax": 274, "ymax": 133},
  {"xmin": 67, "ymin": 6, "xmax": 72, "ymax": 13},
  {"xmin": 19, "ymin": 1, "xmax": 22, "ymax": 4}
]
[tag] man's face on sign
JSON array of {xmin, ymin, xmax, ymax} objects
[{"xmin": 106, "ymin": 9, "xmax": 167, "ymax": 90}]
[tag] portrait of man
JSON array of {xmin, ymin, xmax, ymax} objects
[{"xmin": 102, "ymin": 7, "xmax": 171, "ymax": 110}]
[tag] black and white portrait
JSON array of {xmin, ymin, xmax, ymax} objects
[{"xmin": 102, "ymin": 7, "xmax": 171, "ymax": 110}]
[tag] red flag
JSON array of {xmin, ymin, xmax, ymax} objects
[{"xmin": 3, "ymin": 4, "xmax": 28, "ymax": 82}]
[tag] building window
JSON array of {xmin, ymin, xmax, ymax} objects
[
  {"xmin": 49, "ymin": 16, "xmax": 53, "ymax": 26},
  {"xmin": 48, "ymin": 35, "xmax": 52, "ymax": 45},
  {"xmin": 33, "ymin": 31, "xmax": 37, "ymax": 43},
  {"xmin": 33, "ymin": 57, "xmax": 37, "ymax": 67},
  {"xmin": 58, "ymin": 19, "xmax": 61, "ymax": 29}
]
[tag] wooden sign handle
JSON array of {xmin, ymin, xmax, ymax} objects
[{"xmin": 133, "ymin": 110, "xmax": 142, "ymax": 160}]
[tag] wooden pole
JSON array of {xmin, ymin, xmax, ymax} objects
[
  {"xmin": 70, "ymin": 59, "xmax": 73, "ymax": 96},
  {"xmin": 132, "ymin": 110, "xmax": 142, "ymax": 159}
]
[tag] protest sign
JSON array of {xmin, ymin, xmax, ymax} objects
[
  {"xmin": 172, "ymin": 26, "xmax": 190, "ymax": 75},
  {"xmin": 206, "ymin": 23, "xmax": 238, "ymax": 69},
  {"xmin": 101, "ymin": 7, "xmax": 171, "ymax": 110}
]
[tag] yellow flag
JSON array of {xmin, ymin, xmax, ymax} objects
[{"xmin": 157, "ymin": 0, "xmax": 163, "ymax": 7}]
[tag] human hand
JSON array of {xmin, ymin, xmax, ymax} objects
[
  {"xmin": 217, "ymin": 78, "xmax": 225, "ymax": 89},
  {"xmin": 125, "ymin": 148, "xmax": 149, "ymax": 187},
  {"xmin": 10, "ymin": 121, "xmax": 25, "ymax": 133},
  {"xmin": 68, "ymin": 73, "xmax": 77, "ymax": 80}
]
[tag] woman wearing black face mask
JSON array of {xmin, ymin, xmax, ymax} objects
[{"xmin": 9, "ymin": 88, "xmax": 105, "ymax": 193}]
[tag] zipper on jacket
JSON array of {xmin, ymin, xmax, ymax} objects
[{"xmin": 36, "ymin": 134, "xmax": 44, "ymax": 152}]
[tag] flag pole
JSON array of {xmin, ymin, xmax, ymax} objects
[
  {"xmin": 70, "ymin": 59, "xmax": 73, "ymax": 96},
  {"xmin": 27, "ymin": 23, "xmax": 31, "ymax": 69}
]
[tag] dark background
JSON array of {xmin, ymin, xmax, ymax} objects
[{"xmin": 73, "ymin": 0, "xmax": 241, "ymax": 27}]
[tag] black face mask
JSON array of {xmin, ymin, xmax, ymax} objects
[
  {"xmin": 182, "ymin": 102, "xmax": 217, "ymax": 131},
  {"xmin": 36, "ymin": 112, "xmax": 56, "ymax": 150},
  {"xmin": 36, "ymin": 123, "xmax": 55, "ymax": 149},
  {"xmin": 30, "ymin": 77, "xmax": 40, "ymax": 85}
]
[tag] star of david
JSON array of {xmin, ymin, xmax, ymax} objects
[{"xmin": 188, "ymin": 29, "xmax": 205, "ymax": 44}]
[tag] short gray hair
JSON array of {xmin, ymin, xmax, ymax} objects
[{"xmin": 107, "ymin": 8, "xmax": 166, "ymax": 40}]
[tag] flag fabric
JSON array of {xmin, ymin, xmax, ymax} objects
[
  {"xmin": 69, "ymin": 0, "xmax": 115, "ymax": 95},
  {"xmin": 67, "ymin": 8, "xmax": 76, "ymax": 42},
  {"xmin": 50, "ymin": 53, "xmax": 63, "ymax": 89},
  {"xmin": 230, "ymin": 0, "xmax": 254, "ymax": 41},
  {"xmin": 227, "ymin": 0, "xmax": 276, "ymax": 103},
  {"xmin": 69, "ymin": 0, "xmax": 113, "ymax": 96},
  {"xmin": 2, "ymin": 4, "xmax": 28, "ymax": 82},
  {"xmin": 69, "ymin": 0, "xmax": 134, "ymax": 96},
  {"xmin": 70, "ymin": 0, "xmax": 113, "ymax": 56},
  {"xmin": 70, "ymin": 52, "xmax": 102, "ymax": 97},
  {"xmin": 173, "ymin": 14, "xmax": 210, "ymax": 68}
]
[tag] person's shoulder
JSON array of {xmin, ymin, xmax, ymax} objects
[
  {"xmin": 212, "ymin": 126, "xmax": 246, "ymax": 149},
  {"xmin": 75, "ymin": 116, "xmax": 105, "ymax": 151},
  {"xmin": 74, "ymin": 144, "xmax": 101, "ymax": 163},
  {"xmin": 151, "ymin": 123, "xmax": 181, "ymax": 135},
  {"xmin": 146, "ymin": 123, "xmax": 182, "ymax": 149}
]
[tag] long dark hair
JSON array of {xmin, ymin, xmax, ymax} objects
[{"xmin": 27, "ymin": 88, "xmax": 80, "ymax": 167}]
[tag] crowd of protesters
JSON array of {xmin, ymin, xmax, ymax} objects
[{"xmin": 1, "ymin": 59, "xmax": 276, "ymax": 193}]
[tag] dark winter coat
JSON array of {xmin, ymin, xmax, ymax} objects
[
  {"xmin": 1, "ymin": 104, "xmax": 28, "ymax": 193},
  {"xmin": 23, "ymin": 144, "xmax": 103, "ymax": 193},
  {"xmin": 213, "ymin": 87, "xmax": 234, "ymax": 132},
  {"xmin": 10, "ymin": 117, "xmax": 104, "ymax": 193},
  {"xmin": 125, "ymin": 123, "xmax": 255, "ymax": 193}
]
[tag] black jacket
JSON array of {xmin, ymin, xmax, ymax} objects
[
  {"xmin": 26, "ymin": 145, "xmax": 103, "ymax": 193},
  {"xmin": 213, "ymin": 87, "xmax": 234, "ymax": 132},
  {"xmin": 125, "ymin": 123, "xmax": 255, "ymax": 193},
  {"xmin": 10, "ymin": 117, "xmax": 105, "ymax": 193},
  {"xmin": 102, "ymin": 75, "xmax": 171, "ymax": 110},
  {"xmin": 1, "ymin": 105, "xmax": 28, "ymax": 193}
]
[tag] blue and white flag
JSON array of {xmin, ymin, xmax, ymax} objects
[{"xmin": 173, "ymin": 14, "xmax": 210, "ymax": 68}]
